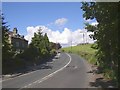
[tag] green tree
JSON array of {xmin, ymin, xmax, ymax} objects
[
  {"xmin": 81, "ymin": 2, "xmax": 119, "ymax": 84},
  {"xmin": 2, "ymin": 14, "xmax": 14, "ymax": 74},
  {"xmin": 30, "ymin": 28, "xmax": 51, "ymax": 59},
  {"xmin": 20, "ymin": 27, "xmax": 59, "ymax": 65},
  {"xmin": 2, "ymin": 16, "xmax": 13, "ymax": 59},
  {"xmin": 44, "ymin": 33, "xmax": 50, "ymax": 51},
  {"xmin": 31, "ymin": 29, "xmax": 44, "ymax": 55}
]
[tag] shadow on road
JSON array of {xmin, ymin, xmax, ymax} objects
[
  {"xmin": 89, "ymin": 77, "xmax": 117, "ymax": 88},
  {"xmin": 87, "ymin": 66, "xmax": 117, "ymax": 88},
  {"xmin": 15, "ymin": 61, "xmax": 53, "ymax": 74},
  {"xmin": 2, "ymin": 56, "xmax": 56, "ymax": 78}
]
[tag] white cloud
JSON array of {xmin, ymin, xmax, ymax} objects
[
  {"xmin": 84, "ymin": 18, "xmax": 98, "ymax": 26},
  {"xmin": 83, "ymin": 18, "xmax": 92, "ymax": 22},
  {"xmin": 90, "ymin": 21, "xmax": 98, "ymax": 26},
  {"xmin": 25, "ymin": 26, "xmax": 95, "ymax": 47},
  {"xmin": 55, "ymin": 18, "xmax": 68, "ymax": 26}
]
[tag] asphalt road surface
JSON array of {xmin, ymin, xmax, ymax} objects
[{"xmin": 2, "ymin": 53, "xmax": 94, "ymax": 89}]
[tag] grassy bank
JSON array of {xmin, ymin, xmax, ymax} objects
[{"xmin": 61, "ymin": 44, "xmax": 97, "ymax": 65}]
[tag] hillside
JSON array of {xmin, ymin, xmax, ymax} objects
[{"xmin": 61, "ymin": 44, "xmax": 97, "ymax": 64}]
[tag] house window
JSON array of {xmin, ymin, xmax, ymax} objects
[{"xmin": 16, "ymin": 42, "xmax": 19, "ymax": 47}]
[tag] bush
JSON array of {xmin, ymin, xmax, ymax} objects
[
  {"xmin": 50, "ymin": 49, "xmax": 56, "ymax": 56},
  {"xmin": 13, "ymin": 58, "xmax": 26, "ymax": 69},
  {"xmin": 61, "ymin": 49, "xmax": 64, "ymax": 52},
  {"xmin": 41, "ymin": 48, "xmax": 49, "ymax": 57}
]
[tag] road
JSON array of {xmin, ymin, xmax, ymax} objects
[{"xmin": 2, "ymin": 53, "xmax": 94, "ymax": 89}]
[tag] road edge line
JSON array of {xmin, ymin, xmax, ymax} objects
[{"xmin": 19, "ymin": 53, "xmax": 72, "ymax": 89}]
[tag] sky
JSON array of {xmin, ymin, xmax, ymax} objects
[{"xmin": 2, "ymin": 2, "xmax": 98, "ymax": 47}]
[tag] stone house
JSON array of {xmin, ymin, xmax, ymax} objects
[{"xmin": 8, "ymin": 28, "xmax": 28, "ymax": 53}]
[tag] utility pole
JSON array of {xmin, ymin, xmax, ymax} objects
[
  {"xmin": 71, "ymin": 40, "xmax": 72, "ymax": 53},
  {"xmin": 85, "ymin": 32, "xmax": 87, "ymax": 44},
  {"xmin": 80, "ymin": 31, "xmax": 85, "ymax": 44},
  {"xmin": 71, "ymin": 32, "xmax": 72, "ymax": 53},
  {"xmin": 83, "ymin": 33, "xmax": 84, "ymax": 44}
]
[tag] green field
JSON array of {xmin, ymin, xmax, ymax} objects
[{"xmin": 61, "ymin": 44, "xmax": 98, "ymax": 64}]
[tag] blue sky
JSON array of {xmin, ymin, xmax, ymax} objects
[
  {"xmin": 2, "ymin": 2, "xmax": 85, "ymax": 34},
  {"xmin": 2, "ymin": 2, "xmax": 96, "ymax": 47}
]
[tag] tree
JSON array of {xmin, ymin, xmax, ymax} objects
[
  {"xmin": 49, "ymin": 42, "xmax": 62, "ymax": 50},
  {"xmin": 81, "ymin": 2, "xmax": 119, "ymax": 84},
  {"xmin": 2, "ymin": 15, "xmax": 13, "ymax": 58},
  {"xmin": 1, "ymin": 14, "xmax": 15, "ymax": 74},
  {"xmin": 30, "ymin": 28, "xmax": 52, "ymax": 59},
  {"xmin": 18, "ymin": 27, "xmax": 60, "ymax": 65},
  {"xmin": 44, "ymin": 33, "xmax": 50, "ymax": 51}
]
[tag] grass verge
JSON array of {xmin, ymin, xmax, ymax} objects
[{"xmin": 61, "ymin": 44, "xmax": 97, "ymax": 65}]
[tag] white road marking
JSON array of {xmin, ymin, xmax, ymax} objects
[
  {"xmin": 18, "ymin": 53, "xmax": 72, "ymax": 89},
  {"xmin": 37, "ymin": 53, "xmax": 71, "ymax": 84},
  {"xmin": 2, "ymin": 53, "xmax": 61, "ymax": 82}
]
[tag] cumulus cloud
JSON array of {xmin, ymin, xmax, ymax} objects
[
  {"xmin": 90, "ymin": 21, "xmax": 98, "ymax": 26},
  {"xmin": 55, "ymin": 18, "xmax": 68, "ymax": 26},
  {"xmin": 25, "ymin": 25, "xmax": 95, "ymax": 47}
]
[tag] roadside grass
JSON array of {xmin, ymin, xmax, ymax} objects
[{"xmin": 61, "ymin": 44, "xmax": 98, "ymax": 65}]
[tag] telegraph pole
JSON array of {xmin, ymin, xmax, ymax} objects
[
  {"xmin": 83, "ymin": 33, "xmax": 84, "ymax": 44},
  {"xmin": 71, "ymin": 32, "xmax": 72, "ymax": 53},
  {"xmin": 80, "ymin": 31, "xmax": 85, "ymax": 44},
  {"xmin": 71, "ymin": 40, "xmax": 72, "ymax": 53}
]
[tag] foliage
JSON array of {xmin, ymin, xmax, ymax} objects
[
  {"xmin": 22, "ymin": 28, "xmax": 61, "ymax": 63},
  {"xmin": 49, "ymin": 42, "xmax": 62, "ymax": 50},
  {"xmin": 30, "ymin": 29, "xmax": 50, "ymax": 57},
  {"xmin": 30, "ymin": 29, "xmax": 62, "ymax": 59},
  {"xmin": 2, "ymin": 15, "xmax": 14, "ymax": 60},
  {"xmin": 50, "ymin": 49, "xmax": 57, "ymax": 56},
  {"xmin": 1, "ymin": 14, "xmax": 16, "ymax": 74},
  {"xmin": 16, "ymin": 45, "xmax": 39, "ymax": 63},
  {"xmin": 81, "ymin": 2, "xmax": 119, "ymax": 84},
  {"xmin": 41, "ymin": 48, "xmax": 49, "ymax": 57}
]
